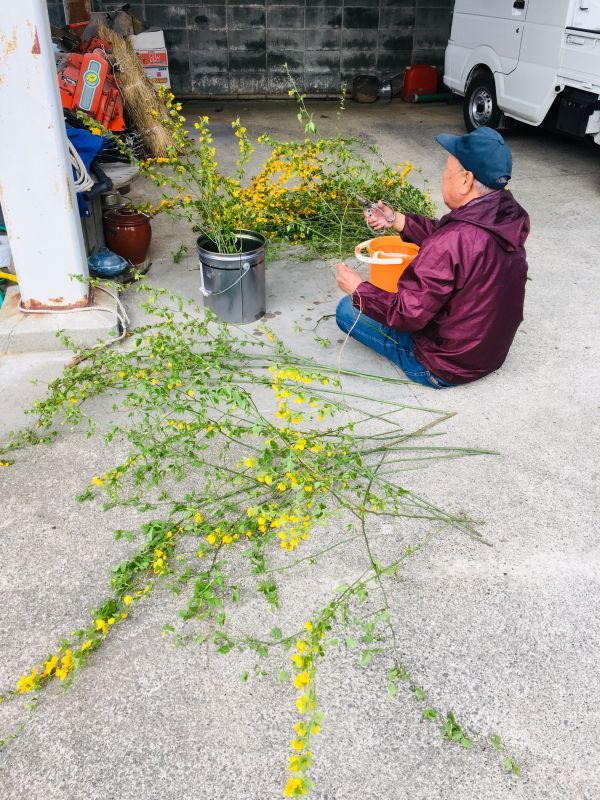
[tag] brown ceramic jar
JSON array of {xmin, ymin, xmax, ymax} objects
[{"xmin": 103, "ymin": 208, "xmax": 152, "ymax": 268}]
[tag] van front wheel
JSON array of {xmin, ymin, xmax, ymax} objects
[{"xmin": 463, "ymin": 73, "xmax": 502, "ymax": 131}]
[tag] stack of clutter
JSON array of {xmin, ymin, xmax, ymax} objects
[
  {"xmin": 51, "ymin": 7, "xmax": 165, "ymax": 275},
  {"xmin": 52, "ymin": 6, "xmax": 175, "ymax": 157}
]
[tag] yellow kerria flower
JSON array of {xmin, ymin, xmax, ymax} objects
[
  {"xmin": 123, "ymin": 595, "xmax": 133, "ymax": 606},
  {"xmin": 290, "ymin": 739, "xmax": 305, "ymax": 752},
  {"xmin": 295, "ymin": 694, "xmax": 309, "ymax": 714},
  {"xmin": 91, "ymin": 476, "xmax": 104, "ymax": 486},
  {"xmin": 194, "ymin": 512, "xmax": 204, "ymax": 523},
  {"xmin": 41, "ymin": 655, "xmax": 59, "ymax": 678},
  {"xmin": 60, "ymin": 650, "xmax": 73, "ymax": 670},
  {"xmin": 288, "ymin": 756, "xmax": 301, "ymax": 772},
  {"xmin": 206, "ymin": 533, "xmax": 217, "ymax": 545},
  {"xmin": 293, "ymin": 671, "xmax": 310, "ymax": 690},
  {"xmin": 81, "ymin": 640, "xmax": 93, "ymax": 652},
  {"xmin": 243, "ymin": 458, "xmax": 256, "ymax": 468},
  {"xmin": 284, "ymin": 777, "xmax": 305, "ymax": 797},
  {"xmin": 296, "ymin": 640, "xmax": 307, "ymax": 653},
  {"xmin": 303, "ymin": 621, "xmax": 313, "ymax": 631},
  {"xmin": 16, "ymin": 669, "xmax": 39, "ymax": 694}
]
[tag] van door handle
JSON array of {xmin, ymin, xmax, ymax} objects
[{"xmin": 513, "ymin": 0, "xmax": 525, "ymax": 8}]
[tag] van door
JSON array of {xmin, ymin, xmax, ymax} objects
[
  {"xmin": 500, "ymin": 0, "xmax": 572, "ymax": 124},
  {"xmin": 571, "ymin": 0, "xmax": 600, "ymax": 30},
  {"xmin": 451, "ymin": 0, "xmax": 528, "ymax": 75}
]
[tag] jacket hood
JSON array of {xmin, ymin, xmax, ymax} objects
[{"xmin": 442, "ymin": 190, "xmax": 530, "ymax": 252}]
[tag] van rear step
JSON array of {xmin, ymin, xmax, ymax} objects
[{"xmin": 555, "ymin": 89, "xmax": 600, "ymax": 136}]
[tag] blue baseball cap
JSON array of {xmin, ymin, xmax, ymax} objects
[{"xmin": 436, "ymin": 127, "xmax": 512, "ymax": 190}]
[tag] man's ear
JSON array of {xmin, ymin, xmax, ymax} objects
[{"xmin": 461, "ymin": 170, "xmax": 475, "ymax": 195}]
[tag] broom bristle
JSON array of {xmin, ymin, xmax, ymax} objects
[{"xmin": 99, "ymin": 24, "xmax": 175, "ymax": 158}]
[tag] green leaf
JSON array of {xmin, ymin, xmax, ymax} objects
[
  {"xmin": 387, "ymin": 682, "xmax": 398, "ymax": 700},
  {"xmin": 271, "ymin": 627, "xmax": 283, "ymax": 640},
  {"xmin": 414, "ymin": 686, "xmax": 427, "ymax": 701},
  {"xmin": 345, "ymin": 636, "xmax": 357, "ymax": 650},
  {"xmin": 277, "ymin": 669, "xmax": 290, "ymax": 684},
  {"xmin": 359, "ymin": 651, "xmax": 372, "ymax": 668},
  {"xmin": 240, "ymin": 670, "xmax": 249, "ymax": 683},
  {"xmin": 423, "ymin": 707, "xmax": 437, "ymax": 721},
  {"xmin": 461, "ymin": 737, "xmax": 473, "ymax": 749},
  {"xmin": 504, "ymin": 756, "xmax": 521, "ymax": 775}
]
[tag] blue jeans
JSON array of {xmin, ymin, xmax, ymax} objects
[{"xmin": 335, "ymin": 296, "xmax": 451, "ymax": 389}]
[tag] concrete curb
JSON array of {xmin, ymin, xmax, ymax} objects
[{"xmin": 0, "ymin": 285, "xmax": 120, "ymax": 354}]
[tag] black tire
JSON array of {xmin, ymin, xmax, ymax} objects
[{"xmin": 463, "ymin": 71, "xmax": 502, "ymax": 131}]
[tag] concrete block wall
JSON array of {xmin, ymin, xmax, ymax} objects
[{"xmin": 46, "ymin": 0, "xmax": 454, "ymax": 97}]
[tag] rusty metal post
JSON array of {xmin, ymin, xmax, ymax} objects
[{"xmin": 0, "ymin": 0, "xmax": 89, "ymax": 309}]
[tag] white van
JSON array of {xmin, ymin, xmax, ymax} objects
[{"xmin": 444, "ymin": 0, "xmax": 600, "ymax": 143}]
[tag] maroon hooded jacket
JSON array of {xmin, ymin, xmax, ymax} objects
[{"xmin": 351, "ymin": 190, "xmax": 530, "ymax": 385}]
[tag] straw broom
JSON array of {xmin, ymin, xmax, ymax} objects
[{"xmin": 99, "ymin": 24, "xmax": 175, "ymax": 158}]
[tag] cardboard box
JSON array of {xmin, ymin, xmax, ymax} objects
[
  {"xmin": 143, "ymin": 66, "xmax": 171, "ymax": 88},
  {"xmin": 131, "ymin": 30, "xmax": 170, "ymax": 89}
]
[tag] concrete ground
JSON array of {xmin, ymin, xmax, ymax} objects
[{"xmin": 1, "ymin": 99, "xmax": 599, "ymax": 800}]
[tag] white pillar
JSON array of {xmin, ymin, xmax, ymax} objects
[{"xmin": 0, "ymin": 0, "xmax": 89, "ymax": 309}]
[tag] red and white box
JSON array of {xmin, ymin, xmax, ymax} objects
[{"xmin": 131, "ymin": 30, "xmax": 171, "ymax": 89}]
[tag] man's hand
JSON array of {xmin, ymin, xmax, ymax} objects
[
  {"xmin": 364, "ymin": 200, "xmax": 406, "ymax": 233},
  {"xmin": 336, "ymin": 262, "xmax": 363, "ymax": 295}
]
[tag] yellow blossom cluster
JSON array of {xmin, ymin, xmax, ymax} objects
[{"xmin": 284, "ymin": 620, "xmax": 325, "ymax": 797}]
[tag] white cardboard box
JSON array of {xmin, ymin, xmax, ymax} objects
[{"xmin": 130, "ymin": 30, "xmax": 171, "ymax": 89}]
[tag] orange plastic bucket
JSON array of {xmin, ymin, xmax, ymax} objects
[{"xmin": 354, "ymin": 236, "xmax": 420, "ymax": 292}]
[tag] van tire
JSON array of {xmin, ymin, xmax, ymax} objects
[{"xmin": 463, "ymin": 72, "xmax": 502, "ymax": 131}]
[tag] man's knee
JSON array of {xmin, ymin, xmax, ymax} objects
[{"xmin": 336, "ymin": 295, "xmax": 357, "ymax": 333}]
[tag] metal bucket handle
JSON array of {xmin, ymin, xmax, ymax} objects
[{"xmin": 199, "ymin": 260, "xmax": 251, "ymax": 297}]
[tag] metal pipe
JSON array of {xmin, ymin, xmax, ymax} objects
[
  {"xmin": 411, "ymin": 92, "xmax": 454, "ymax": 103},
  {"xmin": 0, "ymin": 0, "xmax": 89, "ymax": 309}
]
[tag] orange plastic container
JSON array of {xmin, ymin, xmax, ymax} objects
[
  {"xmin": 402, "ymin": 64, "xmax": 438, "ymax": 102},
  {"xmin": 355, "ymin": 236, "xmax": 420, "ymax": 292}
]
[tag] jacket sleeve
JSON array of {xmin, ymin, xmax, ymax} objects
[
  {"xmin": 401, "ymin": 213, "xmax": 442, "ymax": 246},
  {"xmin": 351, "ymin": 233, "xmax": 457, "ymax": 332}
]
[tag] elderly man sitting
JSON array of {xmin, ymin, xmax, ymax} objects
[{"xmin": 335, "ymin": 127, "xmax": 530, "ymax": 388}]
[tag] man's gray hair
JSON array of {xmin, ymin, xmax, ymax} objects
[
  {"xmin": 455, "ymin": 158, "xmax": 496, "ymax": 196},
  {"xmin": 473, "ymin": 178, "xmax": 496, "ymax": 196}
]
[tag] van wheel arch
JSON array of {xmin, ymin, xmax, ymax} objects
[{"xmin": 463, "ymin": 67, "xmax": 502, "ymax": 131}]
